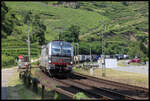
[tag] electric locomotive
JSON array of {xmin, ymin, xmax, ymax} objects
[{"xmin": 39, "ymin": 40, "xmax": 74, "ymax": 76}]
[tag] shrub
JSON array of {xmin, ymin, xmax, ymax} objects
[
  {"xmin": 73, "ymin": 92, "xmax": 89, "ymax": 99},
  {"xmin": 2, "ymin": 54, "xmax": 17, "ymax": 68}
]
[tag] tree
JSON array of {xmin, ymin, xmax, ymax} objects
[
  {"xmin": 139, "ymin": 41, "xmax": 148, "ymax": 62},
  {"xmin": 31, "ymin": 14, "xmax": 46, "ymax": 45},
  {"xmin": 1, "ymin": 2, "xmax": 8, "ymax": 21},
  {"xmin": 2, "ymin": 2, "xmax": 9, "ymax": 38},
  {"xmin": 16, "ymin": 11, "xmax": 46, "ymax": 45},
  {"xmin": 61, "ymin": 30, "xmax": 73, "ymax": 42},
  {"xmin": 61, "ymin": 24, "xmax": 80, "ymax": 43},
  {"xmin": 69, "ymin": 24, "xmax": 80, "ymax": 43},
  {"xmin": 1, "ymin": 2, "xmax": 21, "ymax": 38},
  {"xmin": 122, "ymin": 1, "xmax": 129, "ymax": 6},
  {"xmin": 23, "ymin": 11, "xmax": 32, "ymax": 24}
]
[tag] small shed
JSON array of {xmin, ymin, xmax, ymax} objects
[
  {"xmin": 18, "ymin": 55, "xmax": 23, "ymax": 59},
  {"xmin": 105, "ymin": 58, "xmax": 117, "ymax": 68}
]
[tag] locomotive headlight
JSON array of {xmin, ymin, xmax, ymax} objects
[
  {"xmin": 48, "ymin": 60, "xmax": 51, "ymax": 63},
  {"xmin": 70, "ymin": 61, "xmax": 73, "ymax": 64}
]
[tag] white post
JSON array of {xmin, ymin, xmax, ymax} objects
[
  {"xmin": 90, "ymin": 47, "xmax": 92, "ymax": 62},
  {"xmin": 90, "ymin": 67, "xmax": 93, "ymax": 76}
]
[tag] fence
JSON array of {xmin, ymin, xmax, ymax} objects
[
  {"xmin": 19, "ymin": 70, "xmax": 46, "ymax": 99},
  {"xmin": 19, "ymin": 69, "xmax": 74, "ymax": 99}
]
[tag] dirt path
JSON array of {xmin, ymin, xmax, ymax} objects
[
  {"xmin": 1, "ymin": 66, "xmax": 18, "ymax": 99},
  {"xmin": 1, "ymin": 58, "xmax": 40, "ymax": 99}
]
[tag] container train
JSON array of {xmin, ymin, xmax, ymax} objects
[
  {"xmin": 74, "ymin": 55, "xmax": 97, "ymax": 63},
  {"xmin": 39, "ymin": 40, "xmax": 74, "ymax": 77}
]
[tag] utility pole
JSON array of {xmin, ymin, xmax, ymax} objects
[
  {"xmin": 54, "ymin": 27, "xmax": 65, "ymax": 41},
  {"xmin": 90, "ymin": 47, "xmax": 92, "ymax": 62},
  {"xmin": 101, "ymin": 20, "xmax": 106, "ymax": 77},
  {"xmin": 59, "ymin": 31, "xmax": 61, "ymax": 40},
  {"xmin": 75, "ymin": 43, "xmax": 79, "ymax": 65},
  {"xmin": 77, "ymin": 43, "xmax": 79, "ymax": 64},
  {"xmin": 27, "ymin": 21, "xmax": 30, "ymax": 62},
  {"xmin": 77, "ymin": 43, "xmax": 79, "ymax": 56},
  {"xmin": 74, "ymin": 43, "xmax": 76, "ymax": 64},
  {"xmin": 90, "ymin": 47, "xmax": 93, "ymax": 76}
]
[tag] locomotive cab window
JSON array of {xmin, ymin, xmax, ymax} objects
[
  {"xmin": 51, "ymin": 41, "xmax": 73, "ymax": 57},
  {"xmin": 62, "ymin": 42, "xmax": 72, "ymax": 56},
  {"xmin": 52, "ymin": 46, "xmax": 61, "ymax": 55}
]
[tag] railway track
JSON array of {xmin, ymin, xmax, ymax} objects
[
  {"xmin": 36, "ymin": 70, "xmax": 117, "ymax": 99},
  {"xmin": 54, "ymin": 78, "xmax": 135, "ymax": 100},
  {"xmin": 35, "ymin": 71, "xmax": 97, "ymax": 99},
  {"xmin": 72, "ymin": 72, "xmax": 149, "ymax": 100},
  {"xmin": 34, "ymin": 69, "xmax": 148, "ymax": 100}
]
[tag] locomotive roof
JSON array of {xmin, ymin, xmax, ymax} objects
[
  {"xmin": 52, "ymin": 40, "xmax": 64, "ymax": 41},
  {"xmin": 47, "ymin": 40, "xmax": 72, "ymax": 46},
  {"xmin": 48, "ymin": 40, "xmax": 71, "ymax": 44}
]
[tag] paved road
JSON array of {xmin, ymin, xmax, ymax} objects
[
  {"xmin": 113, "ymin": 60, "xmax": 149, "ymax": 75},
  {"xmin": 1, "ymin": 67, "xmax": 17, "ymax": 100},
  {"xmin": 112, "ymin": 65, "xmax": 149, "ymax": 75}
]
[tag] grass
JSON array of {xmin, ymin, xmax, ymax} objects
[
  {"xmin": 78, "ymin": 1, "xmax": 148, "ymax": 43},
  {"xmin": 7, "ymin": 69, "xmax": 41, "ymax": 99},
  {"xmin": 73, "ymin": 92, "xmax": 89, "ymax": 99},
  {"xmin": 73, "ymin": 67, "xmax": 148, "ymax": 88},
  {"xmin": 6, "ymin": 67, "xmax": 58, "ymax": 99},
  {"xmin": 117, "ymin": 60, "xmax": 128, "ymax": 66},
  {"xmin": 5, "ymin": 1, "xmax": 108, "ymax": 41}
]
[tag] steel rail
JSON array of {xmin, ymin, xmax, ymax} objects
[
  {"xmin": 36, "ymin": 71, "xmax": 98, "ymax": 99},
  {"xmin": 74, "ymin": 72, "xmax": 148, "ymax": 93},
  {"xmin": 69, "ymin": 79, "xmax": 136, "ymax": 100},
  {"xmin": 54, "ymin": 78, "xmax": 112, "ymax": 100},
  {"xmin": 34, "ymin": 71, "xmax": 75, "ymax": 99},
  {"xmin": 36, "ymin": 66, "xmax": 148, "ymax": 99}
]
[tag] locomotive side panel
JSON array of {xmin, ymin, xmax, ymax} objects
[
  {"xmin": 40, "ymin": 47, "xmax": 45, "ymax": 67},
  {"xmin": 45, "ymin": 45, "xmax": 49, "ymax": 70}
]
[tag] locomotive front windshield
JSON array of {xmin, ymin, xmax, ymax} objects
[{"xmin": 51, "ymin": 41, "xmax": 72, "ymax": 56}]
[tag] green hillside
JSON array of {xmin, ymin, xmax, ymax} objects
[
  {"xmin": 5, "ymin": 2, "xmax": 108, "ymax": 40},
  {"xmin": 1, "ymin": 1, "xmax": 149, "ymax": 67},
  {"xmin": 2, "ymin": 36, "xmax": 40, "ymax": 68},
  {"xmin": 79, "ymin": 2, "xmax": 148, "ymax": 40}
]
